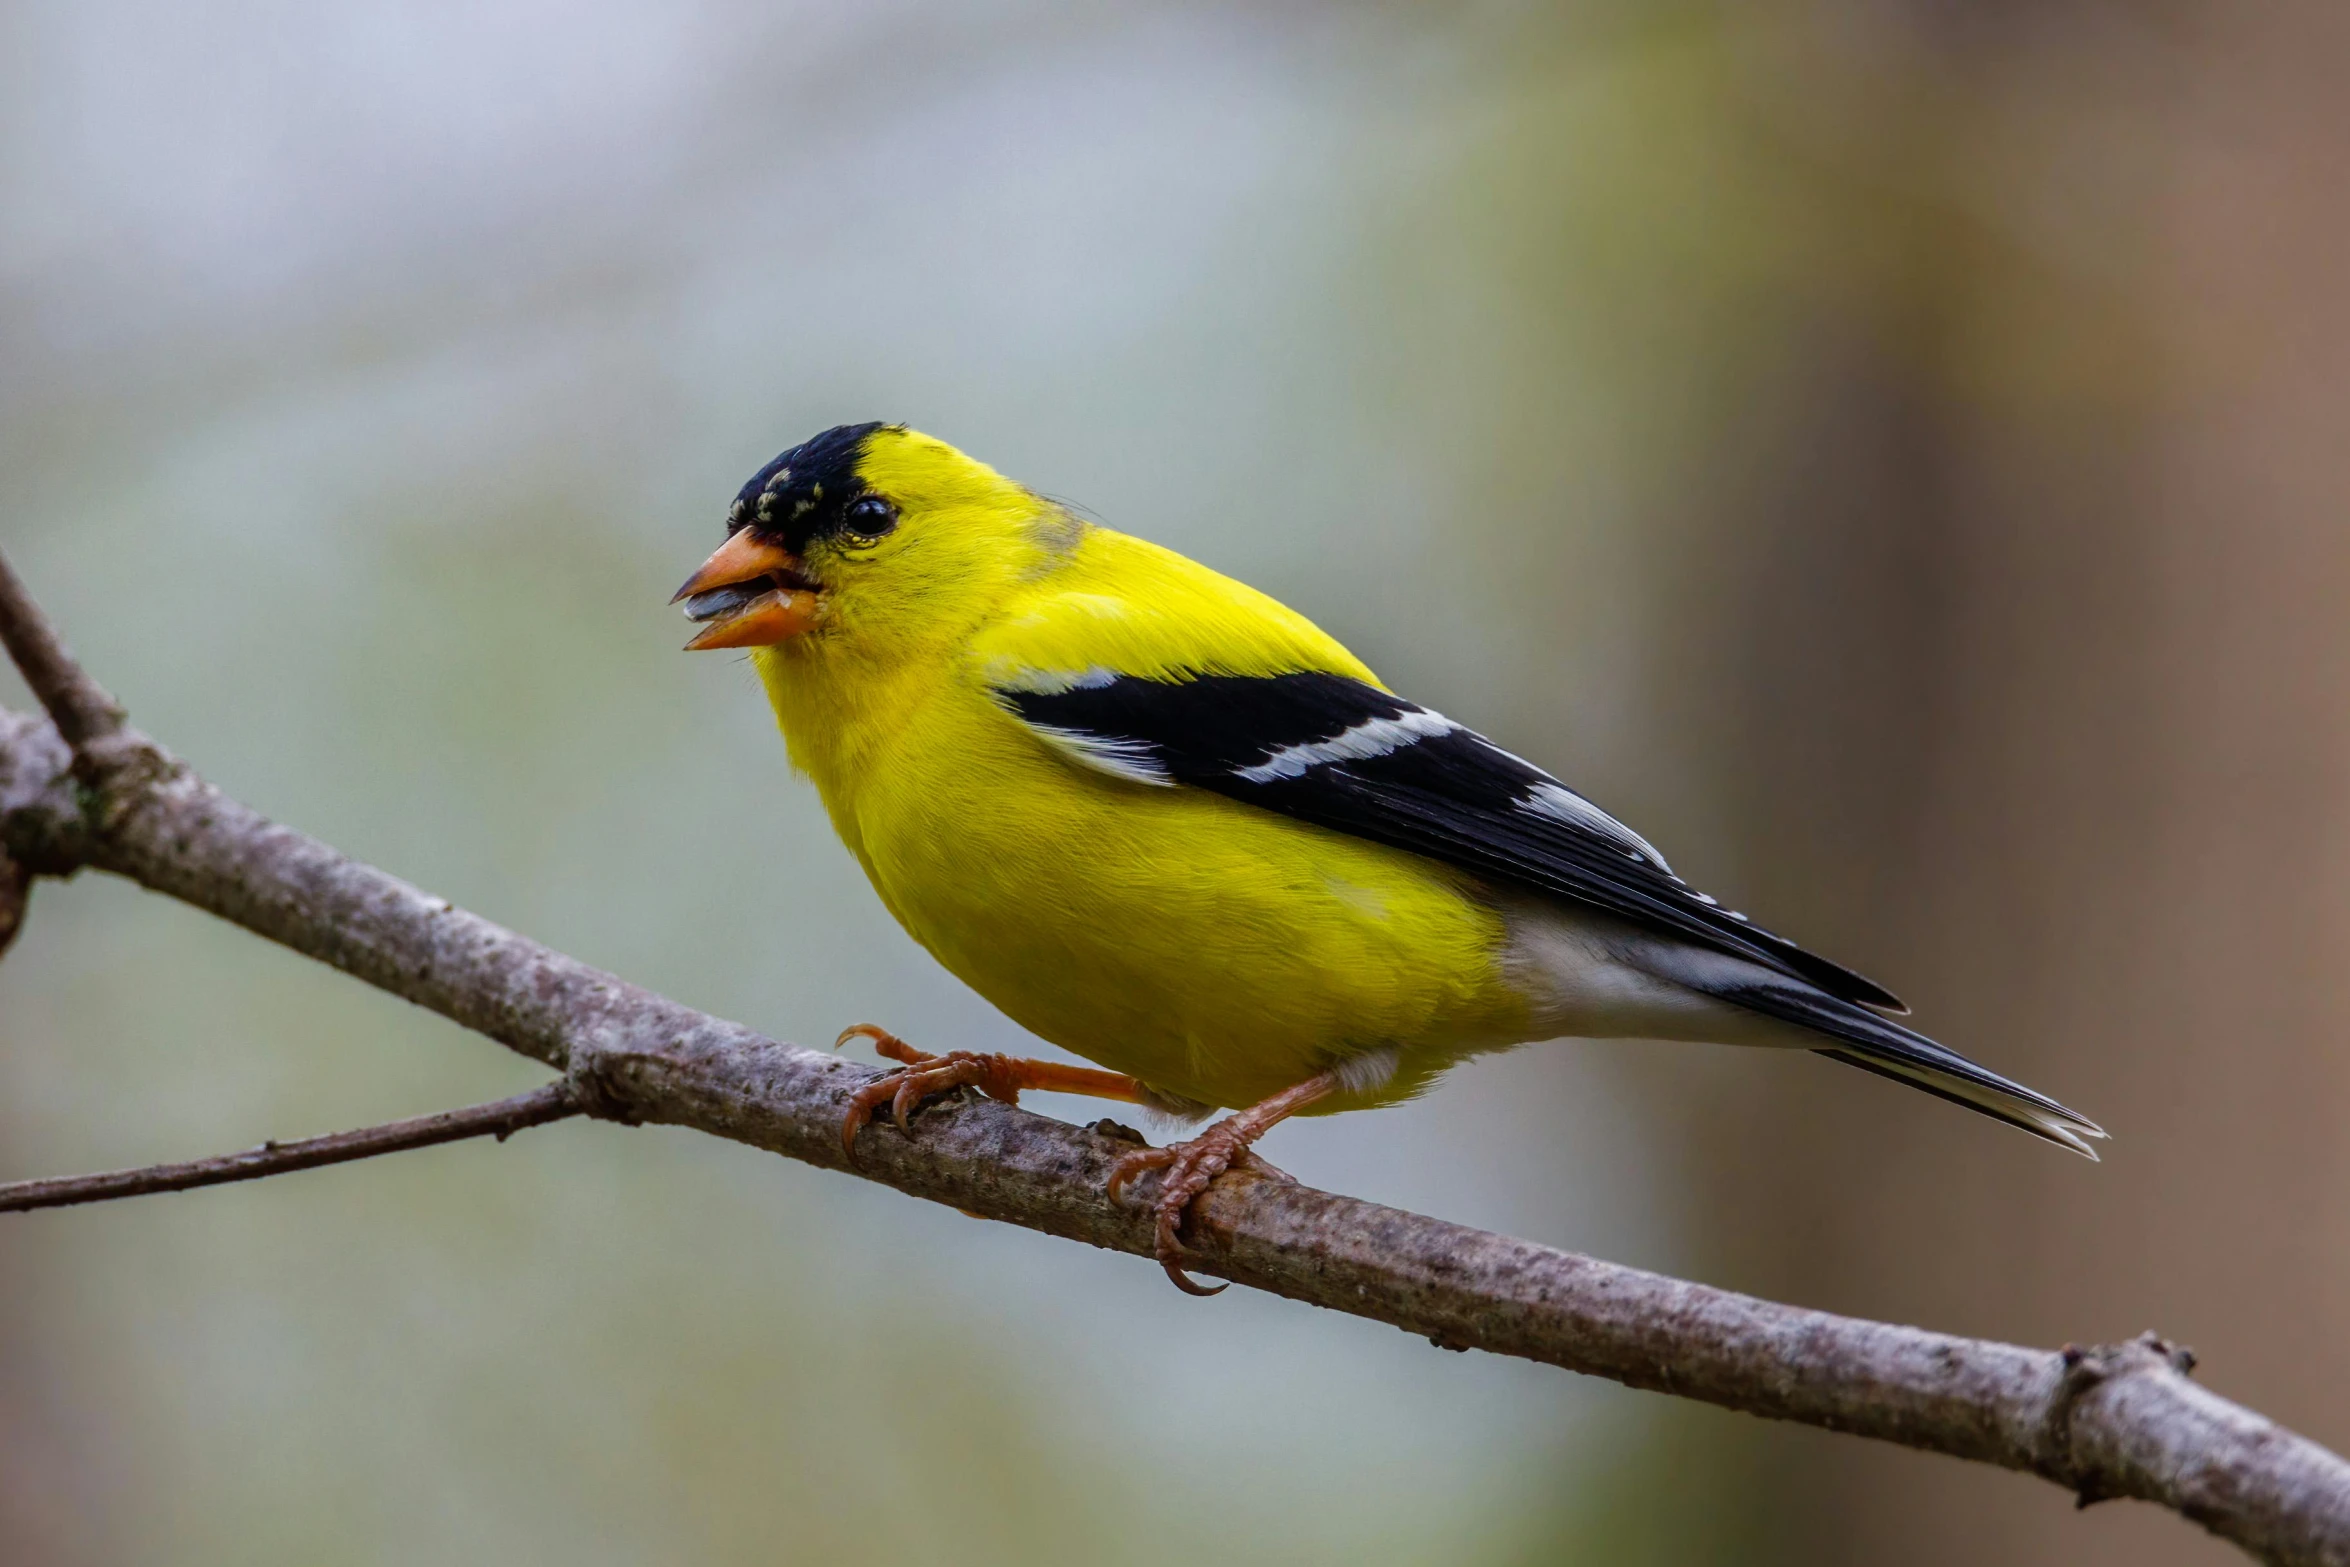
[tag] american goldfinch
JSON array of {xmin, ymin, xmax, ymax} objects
[{"xmin": 676, "ymin": 423, "xmax": 2105, "ymax": 1291}]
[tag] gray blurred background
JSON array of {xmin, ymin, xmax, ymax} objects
[{"xmin": 1, "ymin": 3, "xmax": 2344, "ymax": 1563}]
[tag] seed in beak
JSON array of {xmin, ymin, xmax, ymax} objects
[{"xmin": 682, "ymin": 580, "xmax": 774, "ymax": 624}]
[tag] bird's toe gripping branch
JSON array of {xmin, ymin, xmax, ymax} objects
[
  {"xmin": 833, "ymin": 1025, "xmax": 1146, "ymax": 1162},
  {"xmin": 1106, "ymin": 1073, "xmax": 1334, "ymax": 1296}
]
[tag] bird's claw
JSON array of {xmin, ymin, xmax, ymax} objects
[
  {"xmin": 835, "ymin": 1025, "xmax": 1029, "ymax": 1162},
  {"xmin": 1107, "ymin": 1126, "xmax": 1292, "ymax": 1296},
  {"xmin": 835, "ymin": 1022, "xmax": 923, "ymax": 1065}
]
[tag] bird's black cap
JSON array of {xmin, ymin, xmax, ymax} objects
[{"xmin": 728, "ymin": 422, "xmax": 895, "ymax": 554}]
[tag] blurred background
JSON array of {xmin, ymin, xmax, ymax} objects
[{"xmin": 1, "ymin": 2, "xmax": 2344, "ymax": 1562}]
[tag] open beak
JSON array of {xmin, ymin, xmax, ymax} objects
[{"xmin": 671, "ymin": 530, "xmax": 824, "ymax": 650}]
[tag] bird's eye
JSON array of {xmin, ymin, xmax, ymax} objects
[{"xmin": 842, "ymin": 495, "xmax": 897, "ymax": 545}]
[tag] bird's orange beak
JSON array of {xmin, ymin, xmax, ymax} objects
[{"xmin": 671, "ymin": 530, "xmax": 825, "ymax": 650}]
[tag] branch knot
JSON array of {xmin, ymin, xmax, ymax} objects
[
  {"xmin": 563, "ymin": 1045, "xmax": 646, "ymax": 1128},
  {"xmin": 53, "ymin": 725, "xmax": 184, "ymax": 835},
  {"xmin": 2048, "ymin": 1331, "xmax": 2199, "ymax": 1508}
]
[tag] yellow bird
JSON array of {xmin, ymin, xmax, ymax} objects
[{"xmin": 674, "ymin": 422, "xmax": 2104, "ymax": 1291}]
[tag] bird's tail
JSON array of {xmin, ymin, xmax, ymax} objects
[{"xmin": 1724, "ymin": 983, "xmax": 2108, "ymax": 1159}]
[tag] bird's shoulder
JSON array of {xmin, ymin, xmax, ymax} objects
[{"xmin": 970, "ymin": 526, "xmax": 1377, "ymax": 693}]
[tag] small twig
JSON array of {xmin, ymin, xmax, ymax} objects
[
  {"xmin": 0, "ymin": 547, "xmax": 125, "ymax": 754},
  {"xmin": 0, "ymin": 1082, "xmax": 578, "ymax": 1213}
]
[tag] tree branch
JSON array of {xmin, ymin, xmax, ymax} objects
[
  {"xmin": 0, "ymin": 1083, "xmax": 579, "ymax": 1213},
  {"xmin": 0, "ymin": 550, "xmax": 124, "ymax": 754},
  {"xmin": 1, "ymin": 570, "xmax": 2347, "ymax": 1564}
]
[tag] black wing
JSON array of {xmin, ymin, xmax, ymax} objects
[{"xmin": 997, "ymin": 669, "xmax": 1905, "ymax": 1012}]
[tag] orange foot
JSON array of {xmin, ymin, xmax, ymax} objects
[
  {"xmin": 834, "ymin": 1024, "xmax": 1144, "ymax": 1161},
  {"xmin": 1107, "ymin": 1072, "xmax": 1337, "ymax": 1296}
]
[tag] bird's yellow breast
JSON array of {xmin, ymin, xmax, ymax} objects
[
  {"xmin": 844, "ymin": 685, "xmax": 1526, "ymax": 1109},
  {"xmin": 751, "ymin": 539, "xmax": 1534, "ymax": 1110}
]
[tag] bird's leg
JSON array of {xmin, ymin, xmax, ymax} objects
[
  {"xmin": 1107, "ymin": 1071, "xmax": 1338, "ymax": 1296},
  {"xmin": 834, "ymin": 1024, "xmax": 1146, "ymax": 1161}
]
